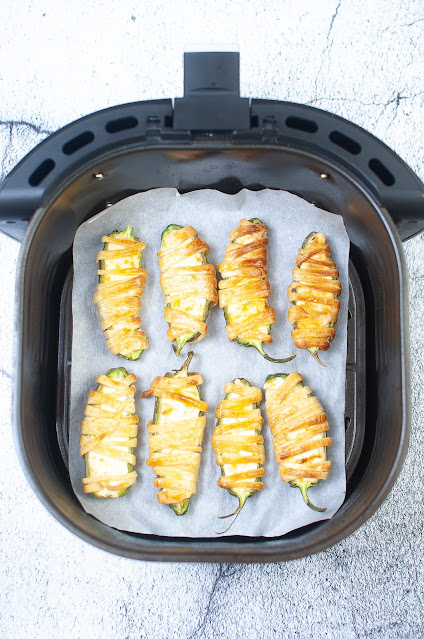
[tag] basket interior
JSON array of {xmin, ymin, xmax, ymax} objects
[{"xmin": 16, "ymin": 146, "xmax": 406, "ymax": 560}]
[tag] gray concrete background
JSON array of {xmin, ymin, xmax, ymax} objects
[{"xmin": 1, "ymin": 1, "xmax": 423, "ymax": 637}]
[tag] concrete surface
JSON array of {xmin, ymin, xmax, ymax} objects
[{"xmin": 1, "ymin": 1, "xmax": 423, "ymax": 637}]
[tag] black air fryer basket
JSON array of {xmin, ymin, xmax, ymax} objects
[{"xmin": 1, "ymin": 52, "xmax": 422, "ymax": 562}]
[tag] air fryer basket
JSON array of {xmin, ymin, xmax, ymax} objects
[{"xmin": 1, "ymin": 53, "xmax": 420, "ymax": 561}]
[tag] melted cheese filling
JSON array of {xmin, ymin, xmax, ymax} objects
[
  {"xmin": 87, "ymin": 383, "xmax": 131, "ymax": 497},
  {"xmin": 102, "ymin": 240, "xmax": 140, "ymax": 282},
  {"xmin": 155, "ymin": 382, "xmax": 200, "ymax": 459},
  {"xmin": 161, "ymin": 233, "xmax": 206, "ymax": 322},
  {"xmin": 226, "ymin": 299, "xmax": 269, "ymax": 336}
]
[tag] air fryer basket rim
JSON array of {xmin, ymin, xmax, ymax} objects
[
  {"xmin": 12, "ymin": 138, "xmax": 410, "ymax": 562},
  {"xmin": 2, "ymin": 74, "xmax": 424, "ymax": 242}
]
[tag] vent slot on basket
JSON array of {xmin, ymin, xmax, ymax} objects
[
  {"xmin": 369, "ymin": 158, "xmax": 395, "ymax": 186},
  {"xmin": 28, "ymin": 158, "xmax": 55, "ymax": 186},
  {"xmin": 105, "ymin": 116, "xmax": 138, "ymax": 133},
  {"xmin": 62, "ymin": 131, "xmax": 95, "ymax": 155},
  {"xmin": 329, "ymin": 130, "xmax": 361, "ymax": 155},
  {"xmin": 285, "ymin": 116, "xmax": 318, "ymax": 133}
]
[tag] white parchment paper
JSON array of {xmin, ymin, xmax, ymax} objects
[{"xmin": 70, "ymin": 188, "xmax": 349, "ymax": 537}]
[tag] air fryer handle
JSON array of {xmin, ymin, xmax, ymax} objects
[
  {"xmin": 173, "ymin": 51, "xmax": 250, "ymax": 131},
  {"xmin": 0, "ymin": 186, "xmax": 43, "ymax": 242},
  {"xmin": 377, "ymin": 185, "xmax": 424, "ymax": 242}
]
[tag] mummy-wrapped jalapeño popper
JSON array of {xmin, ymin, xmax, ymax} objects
[
  {"xmin": 141, "ymin": 352, "xmax": 207, "ymax": 515},
  {"xmin": 288, "ymin": 231, "xmax": 341, "ymax": 366},
  {"xmin": 80, "ymin": 368, "xmax": 138, "ymax": 498},
  {"xmin": 264, "ymin": 372, "xmax": 332, "ymax": 512},
  {"xmin": 94, "ymin": 223, "xmax": 148, "ymax": 360},
  {"xmin": 218, "ymin": 218, "xmax": 295, "ymax": 363},
  {"xmin": 211, "ymin": 378, "xmax": 265, "ymax": 533},
  {"xmin": 158, "ymin": 224, "xmax": 218, "ymax": 355}
]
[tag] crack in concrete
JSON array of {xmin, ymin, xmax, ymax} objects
[
  {"xmin": 0, "ymin": 119, "xmax": 54, "ymax": 180},
  {"xmin": 0, "ymin": 119, "xmax": 54, "ymax": 137},
  {"xmin": 187, "ymin": 564, "xmax": 245, "ymax": 638},
  {"xmin": 381, "ymin": 15, "xmax": 424, "ymax": 36},
  {"xmin": 327, "ymin": 0, "xmax": 342, "ymax": 43},
  {"xmin": 351, "ymin": 609, "xmax": 360, "ymax": 638},
  {"xmin": 0, "ymin": 123, "xmax": 14, "ymax": 178},
  {"xmin": 383, "ymin": 92, "xmax": 405, "ymax": 132},
  {"xmin": 0, "ymin": 368, "xmax": 12, "ymax": 379},
  {"xmin": 399, "ymin": 17, "xmax": 424, "ymax": 28},
  {"xmin": 188, "ymin": 565, "xmax": 223, "ymax": 639},
  {"xmin": 314, "ymin": 0, "xmax": 342, "ymax": 100},
  {"xmin": 374, "ymin": 89, "xmax": 424, "ymax": 125},
  {"xmin": 221, "ymin": 565, "xmax": 245, "ymax": 579},
  {"xmin": 308, "ymin": 90, "xmax": 424, "ymax": 110}
]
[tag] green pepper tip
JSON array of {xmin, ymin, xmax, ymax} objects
[
  {"xmin": 105, "ymin": 367, "xmax": 128, "ymax": 379},
  {"xmin": 264, "ymin": 372, "xmax": 289, "ymax": 385},
  {"xmin": 302, "ymin": 231, "xmax": 319, "ymax": 249},
  {"xmin": 170, "ymin": 498, "xmax": 190, "ymax": 516}
]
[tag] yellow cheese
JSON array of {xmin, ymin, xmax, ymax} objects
[
  {"xmin": 85, "ymin": 382, "xmax": 132, "ymax": 498},
  {"xmin": 102, "ymin": 240, "xmax": 140, "ymax": 282},
  {"xmin": 161, "ymin": 233, "xmax": 206, "ymax": 319}
]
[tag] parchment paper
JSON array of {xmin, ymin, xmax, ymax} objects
[{"xmin": 70, "ymin": 188, "xmax": 349, "ymax": 537}]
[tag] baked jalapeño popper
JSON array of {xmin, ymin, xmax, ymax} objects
[
  {"xmin": 141, "ymin": 352, "xmax": 207, "ymax": 515},
  {"xmin": 158, "ymin": 224, "xmax": 218, "ymax": 355},
  {"xmin": 80, "ymin": 368, "xmax": 138, "ymax": 498},
  {"xmin": 94, "ymin": 223, "xmax": 148, "ymax": 360},
  {"xmin": 211, "ymin": 378, "xmax": 265, "ymax": 533},
  {"xmin": 218, "ymin": 218, "xmax": 295, "ymax": 363},
  {"xmin": 264, "ymin": 371, "xmax": 332, "ymax": 512},
  {"xmin": 288, "ymin": 232, "xmax": 341, "ymax": 366}
]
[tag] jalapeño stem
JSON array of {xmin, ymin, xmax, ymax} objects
[
  {"xmin": 216, "ymin": 495, "xmax": 247, "ymax": 534},
  {"xmin": 176, "ymin": 351, "xmax": 194, "ymax": 375},
  {"xmin": 308, "ymin": 347, "xmax": 326, "ymax": 367},
  {"xmin": 255, "ymin": 341, "xmax": 296, "ymax": 364},
  {"xmin": 294, "ymin": 480, "xmax": 327, "ymax": 513}
]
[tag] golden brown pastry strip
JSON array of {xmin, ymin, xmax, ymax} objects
[
  {"xmin": 211, "ymin": 378, "xmax": 265, "ymax": 532},
  {"xmin": 218, "ymin": 219, "xmax": 272, "ymax": 344}
]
